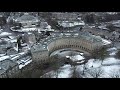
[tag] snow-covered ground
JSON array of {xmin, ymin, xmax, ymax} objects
[
  {"xmin": 55, "ymin": 65, "xmax": 72, "ymax": 78},
  {"xmin": 85, "ymin": 59, "xmax": 101, "ymax": 68},
  {"xmin": 41, "ymin": 65, "xmax": 72, "ymax": 78},
  {"xmin": 67, "ymin": 55, "xmax": 85, "ymax": 61},
  {"xmin": 103, "ymin": 57, "xmax": 120, "ymax": 65},
  {"xmin": 101, "ymin": 65, "xmax": 120, "ymax": 78},
  {"xmin": 43, "ymin": 57, "xmax": 120, "ymax": 78},
  {"xmin": 42, "ymin": 46, "xmax": 120, "ymax": 78}
]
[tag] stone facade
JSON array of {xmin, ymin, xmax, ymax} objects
[{"xmin": 31, "ymin": 32, "xmax": 111, "ymax": 64}]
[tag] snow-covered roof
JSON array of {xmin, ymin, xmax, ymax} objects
[
  {"xmin": 0, "ymin": 32, "xmax": 12, "ymax": 37},
  {"xmin": 8, "ymin": 36, "xmax": 16, "ymax": 39},
  {"xmin": 18, "ymin": 59, "xmax": 32, "ymax": 69},
  {"xmin": 0, "ymin": 54, "xmax": 6, "ymax": 57},
  {"xmin": 58, "ymin": 21, "xmax": 85, "ymax": 28},
  {"xmin": 10, "ymin": 39, "xmax": 17, "ymax": 43},
  {"xmin": 0, "ymin": 56, "xmax": 10, "ymax": 62},
  {"xmin": 15, "ymin": 13, "xmax": 39, "ymax": 23},
  {"xmin": 102, "ymin": 38, "xmax": 112, "ymax": 45}
]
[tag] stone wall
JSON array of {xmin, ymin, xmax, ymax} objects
[
  {"xmin": 31, "ymin": 37, "xmax": 102, "ymax": 64},
  {"xmin": 31, "ymin": 50, "xmax": 49, "ymax": 64}
]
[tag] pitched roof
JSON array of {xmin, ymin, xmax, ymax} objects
[{"xmin": 15, "ymin": 13, "xmax": 38, "ymax": 23}]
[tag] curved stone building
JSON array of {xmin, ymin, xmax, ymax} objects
[{"xmin": 31, "ymin": 32, "xmax": 111, "ymax": 64}]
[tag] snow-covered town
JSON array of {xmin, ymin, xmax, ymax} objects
[{"xmin": 1, "ymin": 12, "xmax": 120, "ymax": 78}]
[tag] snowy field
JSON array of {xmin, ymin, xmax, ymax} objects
[{"xmin": 41, "ymin": 47, "xmax": 120, "ymax": 78}]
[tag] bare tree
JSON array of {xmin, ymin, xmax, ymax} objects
[
  {"xmin": 82, "ymin": 63, "xmax": 88, "ymax": 75},
  {"xmin": 70, "ymin": 65, "xmax": 83, "ymax": 78},
  {"xmin": 86, "ymin": 68, "xmax": 104, "ymax": 78},
  {"xmin": 109, "ymin": 70, "xmax": 120, "ymax": 78},
  {"xmin": 115, "ymin": 50, "xmax": 120, "ymax": 59},
  {"xmin": 40, "ymin": 67, "xmax": 63, "ymax": 78},
  {"xmin": 49, "ymin": 55, "xmax": 63, "ymax": 78},
  {"xmin": 40, "ymin": 72, "xmax": 54, "ymax": 78}
]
